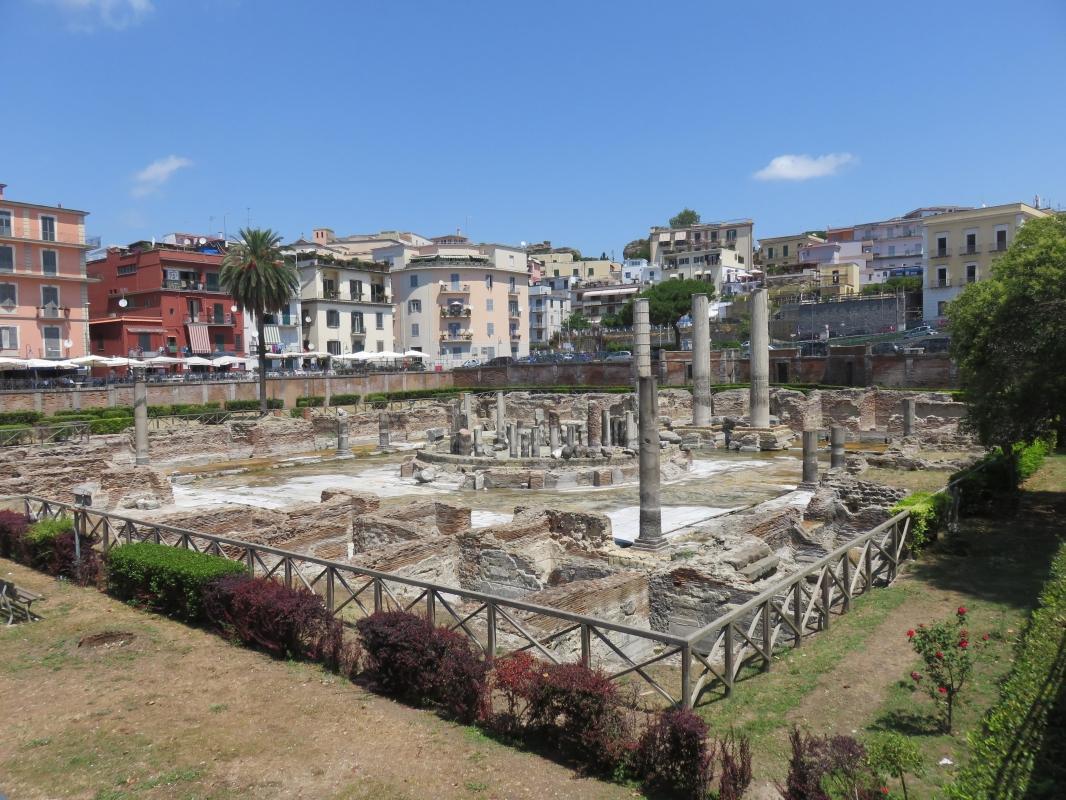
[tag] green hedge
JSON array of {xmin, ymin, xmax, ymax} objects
[
  {"xmin": 224, "ymin": 398, "xmax": 283, "ymax": 411},
  {"xmin": 0, "ymin": 411, "xmax": 43, "ymax": 425},
  {"xmin": 296, "ymin": 396, "xmax": 325, "ymax": 408},
  {"xmin": 947, "ymin": 539, "xmax": 1066, "ymax": 799},
  {"xmin": 147, "ymin": 402, "xmax": 221, "ymax": 418},
  {"xmin": 891, "ymin": 491, "xmax": 951, "ymax": 551},
  {"xmin": 51, "ymin": 407, "xmax": 132, "ymax": 419},
  {"xmin": 89, "ymin": 417, "xmax": 135, "ymax": 434},
  {"xmin": 952, "ymin": 437, "xmax": 1054, "ymax": 514},
  {"xmin": 106, "ymin": 542, "xmax": 247, "ymax": 621},
  {"xmin": 330, "ymin": 393, "xmax": 361, "ymax": 406}
]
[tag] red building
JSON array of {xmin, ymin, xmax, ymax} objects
[{"xmin": 87, "ymin": 238, "xmax": 245, "ymax": 357}]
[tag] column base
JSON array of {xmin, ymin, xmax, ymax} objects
[{"xmin": 630, "ymin": 536, "xmax": 669, "ymax": 552}]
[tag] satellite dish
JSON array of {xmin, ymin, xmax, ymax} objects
[
  {"xmin": 520, "ymin": 241, "xmax": 527, "ymax": 247},
  {"xmin": 63, "ymin": 339, "xmax": 73, "ymax": 348},
  {"xmin": 198, "ymin": 237, "xmax": 207, "ymax": 245},
  {"xmin": 184, "ymin": 238, "xmax": 193, "ymax": 246},
  {"xmin": 118, "ymin": 298, "xmax": 128, "ymax": 308}
]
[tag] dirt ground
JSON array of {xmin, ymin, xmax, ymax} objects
[{"xmin": 0, "ymin": 561, "xmax": 636, "ymax": 800}]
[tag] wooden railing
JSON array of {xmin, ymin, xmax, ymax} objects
[
  {"xmin": 4, "ymin": 491, "xmax": 936, "ymax": 709},
  {"xmin": 0, "ymin": 422, "xmax": 90, "ymax": 448}
]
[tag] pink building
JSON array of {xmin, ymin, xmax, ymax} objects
[{"xmin": 0, "ymin": 184, "xmax": 92, "ymax": 359}]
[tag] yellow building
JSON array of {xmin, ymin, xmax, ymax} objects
[
  {"xmin": 535, "ymin": 252, "xmax": 621, "ymax": 283},
  {"xmin": 757, "ymin": 232, "xmax": 826, "ymax": 273},
  {"xmin": 922, "ymin": 203, "xmax": 1049, "ymax": 322},
  {"xmin": 817, "ymin": 262, "xmax": 860, "ymax": 296}
]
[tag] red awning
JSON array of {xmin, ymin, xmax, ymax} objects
[
  {"xmin": 186, "ymin": 324, "xmax": 211, "ymax": 354},
  {"xmin": 127, "ymin": 326, "xmax": 167, "ymax": 334}
]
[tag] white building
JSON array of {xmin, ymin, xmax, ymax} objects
[
  {"xmin": 622, "ymin": 258, "xmax": 660, "ymax": 284},
  {"xmin": 528, "ymin": 283, "xmax": 570, "ymax": 347}
]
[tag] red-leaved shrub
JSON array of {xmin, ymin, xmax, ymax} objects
[
  {"xmin": 433, "ymin": 627, "xmax": 488, "ymax": 723},
  {"xmin": 48, "ymin": 531, "xmax": 101, "ymax": 585},
  {"xmin": 356, "ymin": 611, "xmax": 442, "ymax": 703},
  {"xmin": 487, "ymin": 651, "xmax": 540, "ymax": 733},
  {"xmin": 203, "ymin": 575, "xmax": 355, "ymax": 675},
  {"xmin": 525, "ymin": 662, "xmax": 633, "ymax": 772},
  {"xmin": 780, "ymin": 727, "xmax": 882, "ymax": 800},
  {"xmin": 718, "ymin": 730, "xmax": 754, "ymax": 800},
  {"xmin": 0, "ymin": 510, "xmax": 29, "ymax": 559},
  {"xmin": 634, "ymin": 708, "xmax": 713, "ymax": 799}
]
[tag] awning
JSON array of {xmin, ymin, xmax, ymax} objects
[
  {"xmin": 186, "ymin": 324, "xmax": 211, "ymax": 354},
  {"xmin": 128, "ymin": 326, "xmax": 167, "ymax": 334},
  {"xmin": 263, "ymin": 325, "xmax": 282, "ymax": 345}
]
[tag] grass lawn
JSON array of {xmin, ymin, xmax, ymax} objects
[{"xmin": 696, "ymin": 454, "xmax": 1066, "ymax": 796}]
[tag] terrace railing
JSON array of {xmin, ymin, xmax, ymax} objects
[
  {"xmin": 6, "ymin": 487, "xmax": 945, "ymax": 709},
  {"xmin": 0, "ymin": 422, "xmax": 90, "ymax": 448}
]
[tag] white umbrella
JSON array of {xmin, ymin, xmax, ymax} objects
[
  {"xmin": 402, "ymin": 350, "xmax": 428, "ymax": 359},
  {"xmin": 146, "ymin": 355, "xmax": 183, "ymax": 365},
  {"xmin": 69, "ymin": 355, "xmax": 112, "ymax": 366},
  {"xmin": 183, "ymin": 356, "xmax": 214, "ymax": 367},
  {"xmin": 211, "ymin": 356, "xmax": 246, "ymax": 367},
  {"xmin": 301, "ymin": 351, "xmax": 332, "ymax": 358},
  {"xmin": 331, "ymin": 352, "xmax": 362, "ymax": 361},
  {"xmin": 101, "ymin": 357, "xmax": 146, "ymax": 368},
  {"xmin": 368, "ymin": 351, "xmax": 403, "ymax": 360},
  {"xmin": 0, "ymin": 357, "xmax": 28, "ymax": 370},
  {"xmin": 25, "ymin": 358, "xmax": 76, "ymax": 369}
]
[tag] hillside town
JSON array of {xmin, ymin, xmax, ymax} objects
[{"xmin": 1, "ymin": 182, "xmax": 1056, "ymax": 381}]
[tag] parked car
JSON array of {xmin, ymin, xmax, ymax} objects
[
  {"xmin": 904, "ymin": 325, "xmax": 935, "ymax": 336},
  {"xmin": 485, "ymin": 356, "xmax": 513, "ymax": 366},
  {"xmin": 460, "ymin": 359, "xmax": 481, "ymax": 368},
  {"xmin": 605, "ymin": 351, "xmax": 632, "ymax": 362}
]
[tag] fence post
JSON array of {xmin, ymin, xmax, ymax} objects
[
  {"xmin": 889, "ymin": 522, "xmax": 900, "ymax": 582},
  {"xmin": 486, "ymin": 603, "xmax": 497, "ymax": 665},
  {"xmin": 792, "ymin": 582, "xmax": 803, "ymax": 647},
  {"xmin": 245, "ymin": 547, "xmax": 254, "ymax": 575},
  {"xmin": 680, "ymin": 643, "xmax": 692, "ymax": 709},
  {"xmin": 841, "ymin": 554, "xmax": 852, "ymax": 612},
  {"xmin": 820, "ymin": 569, "xmax": 832, "ymax": 630},
  {"xmin": 284, "ymin": 557, "xmax": 292, "ymax": 588},
  {"xmin": 723, "ymin": 624, "xmax": 735, "ymax": 696},
  {"xmin": 373, "ymin": 578, "xmax": 383, "ymax": 612},
  {"xmin": 426, "ymin": 590, "xmax": 436, "ymax": 626},
  {"xmin": 326, "ymin": 566, "xmax": 335, "ymax": 612},
  {"xmin": 580, "ymin": 624, "xmax": 591, "ymax": 668},
  {"xmin": 760, "ymin": 601, "xmax": 772, "ymax": 672}
]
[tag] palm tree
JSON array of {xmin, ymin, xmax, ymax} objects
[{"xmin": 220, "ymin": 228, "xmax": 299, "ymax": 414}]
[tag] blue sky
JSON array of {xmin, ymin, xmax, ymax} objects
[{"xmin": 4, "ymin": 0, "xmax": 1065, "ymax": 255}]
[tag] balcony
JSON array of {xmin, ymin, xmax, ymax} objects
[
  {"xmin": 438, "ymin": 282, "xmax": 471, "ymax": 295},
  {"xmin": 440, "ymin": 330, "xmax": 474, "ymax": 342},
  {"xmin": 958, "ymin": 245, "xmax": 981, "ymax": 255},
  {"xmin": 36, "ymin": 305, "xmax": 70, "ymax": 319},
  {"xmin": 351, "ymin": 327, "xmax": 366, "ymax": 338},
  {"xmin": 507, "ymin": 288, "xmax": 520, "ymax": 297},
  {"xmin": 931, "ymin": 279, "xmax": 952, "ymax": 289},
  {"xmin": 988, "ymin": 241, "xmax": 1009, "ymax": 253},
  {"xmin": 164, "ymin": 280, "xmax": 211, "ymax": 291},
  {"xmin": 929, "ymin": 250, "xmax": 950, "ymax": 259},
  {"xmin": 184, "ymin": 314, "xmax": 236, "ymax": 325},
  {"xmin": 509, "ymin": 331, "xmax": 522, "ymax": 340},
  {"xmin": 440, "ymin": 305, "xmax": 472, "ymax": 317},
  {"xmin": 508, "ymin": 308, "xmax": 521, "ymax": 318}
]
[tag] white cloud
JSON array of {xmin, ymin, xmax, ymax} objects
[
  {"xmin": 132, "ymin": 155, "xmax": 192, "ymax": 197},
  {"xmin": 42, "ymin": 0, "xmax": 154, "ymax": 32},
  {"xmin": 753, "ymin": 153, "xmax": 857, "ymax": 181}
]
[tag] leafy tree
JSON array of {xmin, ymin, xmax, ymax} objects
[
  {"xmin": 866, "ymin": 732, "xmax": 924, "ymax": 800},
  {"xmin": 623, "ymin": 238, "xmax": 651, "ymax": 262},
  {"xmin": 616, "ymin": 279, "xmax": 715, "ymax": 346},
  {"xmin": 948, "ymin": 215, "xmax": 1066, "ymax": 479},
  {"xmin": 862, "ymin": 276, "xmax": 921, "ymax": 295},
  {"xmin": 221, "ymin": 228, "xmax": 299, "ymax": 414},
  {"xmin": 563, "ymin": 312, "xmax": 591, "ymax": 331},
  {"xmin": 669, "ymin": 208, "xmax": 701, "ymax": 229}
]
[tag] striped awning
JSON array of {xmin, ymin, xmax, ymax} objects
[
  {"xmin": 127, "ymin": 326, "xmax": 167, "ymax": 334},
  {"xmin": 186, "ymin": 324, "xmax": 211, "ymax": 354},
  {"xmin": 263, "ymin": 325, "xmax": 282, "ymax": 345}
]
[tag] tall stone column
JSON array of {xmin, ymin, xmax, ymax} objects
[
  {"xmin": 601, "ymin": 408, "xmax": 612, "ymax": 447},
  {"xmin": 508, "ymin": 422, "xmax": 518, "ymax": 458},
  {"xmin": 587, "ymin": 401, "xmax": 602, "ymax": 448},
  {"xmin": 625, "ymin": 410, "xmax": 638, "ymax": 450},
  {"xmin": 337, "ymin": 411, "xmax": 352, "ymax": 456},
  {"xmin": 902, "ymin": 398, "xmax": 915, "ymax": 437},
  {"xmin": 632, "ymin": 298, "xmax": 665, "ymax": 550},
  {"xmin": 378, "ymin": 413, "xmax": 391, "ymax": 450},
  {"xmin": 802, "ymin": 430, "xmax": 819, "ymax": 485},
  {"xmin": 691, "ymin": 293, "xmax": 712, "ymax": 426},
  {"xmin": 830, "ymin": 425, "xmax": 846, "ymax": 470},
  {"xmin": 749, "ymin": 288, "xmax": 771, "ymax": 429},
  {"xmin": 461, "ymin": 392, "xmax": 473, "ymax": 429},
  {"xmin": 133, "ymin": 366, "xmax": 149, "ymax": 466},
  {"xmin": 495, "ymin": 391, "xmax": 506, "ymax": 432}
]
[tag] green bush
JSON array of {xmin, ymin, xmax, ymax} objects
[
  {"xmin": 224, "ymin": 398, "xmax": 283, "ymax": 411},
  {"xmin": 89, "ymin": 416, "xmax": 135, "ymax": 434},
  {"xmin": 365, "ymin": 392, "xmax": 389, "ymax": 409},
  {"xmin": 296, "ymin": 396, "xmax": 325, "ymax": 408},
  {"xmin": 22, "ymin": 516, "xmax": 75, "ymax": 572},
  {"xmin": 952, "ymin": 436, "xmax": 1055, "ymax": 514},
  {"xmin": 0, "ymin": 411, "xmax": 43, "ymax": 426},
  {"xmin": 330, "ymin": 393, "xmax": 361, "ymax": 406},
  {"xmin": 947, "ymin": 539, "xmax": 1066, "ymax": 799},
  {"xmin": 891, "ymin": 491, "xmax": 951, "ymax": 551},
  {"xmin": 40, "ymin": 414, "xmax": 94, "ymax": 425},
  {"xmin": 106, "ymin": 542, "xmax": 247, "ymax": 621}
]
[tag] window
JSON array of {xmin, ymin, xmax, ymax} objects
[
  {"xmin": 782, "ymin": 244, "xmax": 789, "ymax": 258},
  {"xmin": 350, "ymin": 279, "xmax": 363, "ymax": 300},
  {"xmin": 117, "ymin": 263, "xmax": 137, "ymax": 275},
  {"xmin": 375, "ymin": 312, "xmax": 383, "ymax": 330},
  {"xmin": 995, "ymin": 229, "xmax": 1008, "ymax": 250},
  {"xmin": 0, "ymin": 211, "xmax": 11, "ymax": 237},
  {"xmin": 587, "ymin": 267, "xmax": 593, "ymax": 277},
  {"xmin": 486, "ymin": 298, "xmax": 494, "ymax": 312},
  {"xmin": 0, "ymin": 283, "xmax": 15, "ymax": 307},
  {"xmin": 832, "ymin": 270, "xmax": 840, "ymax": 285},
  {"xmin": 42, "ymin": 325, "xmax": 61, "ymax": 358},
  {"xmin": 327, "ymin": 340, "xmax": 341, "ymax": 355},
  {"xmin": 936, "ymin": 267, "xmax": 948, "ymax": 287},
  {"xmin": 0, "ymin": 326, "xmax": 17, "ymax": 351},
  {"xmin": 322, "ymin": 278, "xmax": 336, "ymax": 298},
  {"xmin": 205, "ymin": 272, "xmax": 220, "ymax": 291},
  {"xmin": 235, "ymin": 334, "xmax": 242, "ymax": 351},
  {"xmin": 326, "ymin": 309, "xmax": 340, "ymax": 328},
  {"xmin": 485, "ymin": 274, "xmax": 493, "ymax": 289},
  {"xmin": 936, "ymin": 236, "xmax": 948, "ymax": 256},
  {"xmin": 726, "ymin": 229, "xmax": 737, "ymax": 241},
  {"xmin": 138, "ymin": 332, "xmax": 152, "ymax": 352},
  {"xmin": 211, "ymin": 303, "xmax": 224, "ymax": 323},
  {"xmin": 411, "ymin": 323, "xmax": 419, "ymax": 337},
  {"xmin": 487, "ymin": 322, "xmax": 495, "ymax": 336},
  {"xmin": 887, "ymin": 245, "xmax": 895, "ymax": 257},
  {"xmin": 450, "ymin": 273, "xmax": 460, "ymax": 290},
  {"xmin": 41, "ymin": 285, "xmax": 59, "ymax": 307},
  {"xmin": 0, "ymin": 246, "xmax": 12, "ymax": 273},
  {"xmin": 966, "ymin": 264, "xmax": 977, "ymax": 283},
  {"xmin": 409, "ymin": 274, "xmax": 419, "ymax": 288},
  {"xmin": 407, "ymin": 299, "xmax": 421, "ymax": 313},
  {"xmin": 509, "ymin": 276, "xmax": 516, "ymax": 291},
  {"xmin": 766, "ymin": 247, "xmax": 774, "ymax": 259},
  {"xmin": 965, "ymin": 232, "xmax": 976, "ymax": 253},
  {"xmin": 351, "ymin": 311, "xmax": 364, "ymax": 333},
  {"xmin": 937, "ymin": 301, "xmax": 948, "ymax": 316},
  {"xmin": 41, "ymin": 250, "xmax": 58, "ymax": 276},
  {"xmin": 40, "ymin": 216, "xmax": 56, "ymax": 242}
]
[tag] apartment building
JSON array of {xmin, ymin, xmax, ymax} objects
[
  {"xmin": 621, "ymin": 258, "xmax": 660, "ymax": 285},
  {"xmin": 379, "ymin": 234, "xmax": 529, "ymax": 365},
  {"xmin": 0, "ymin": 184, "xmax": 92, "ymax": 360},
  {"xmin": 757, "ymin": 232, "xmax": 825, "ymax": 273},
  {"xmin": 87, "ymin": 237, "xmax": 245, "ymax": 357},
  {"xmin": 922, "ymin": 203, "xmax": 1049, "ymax": 323},
  {"xmin": 650, "ymin": 220, "xmax": 754, "ymax": 279},
  {"xmin": 533, "ymin": 251, "xmax": 622, "ymax": 283},
  {"xmin": 528, "ymin": 283, "xmax": 570, "ymax": 347},
  {"xmin": 831, "ymin": 207, "xmax": 967, "ymax": 285},
  {"xmin": 572, "ymin": 283, "xmax": 641, "ymax": 325},
  {"xmin": 306, "ymin": 228, "xmax": 432, "ymax": 260}
]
